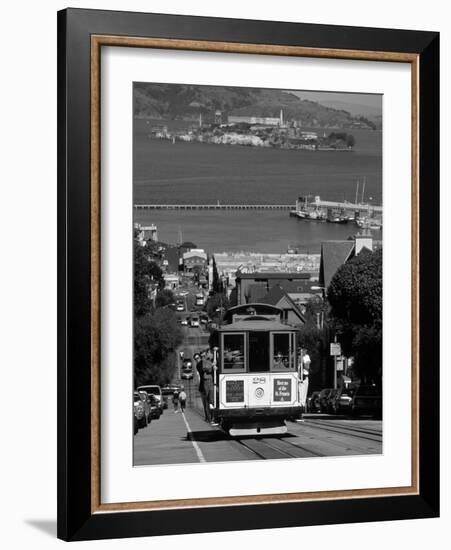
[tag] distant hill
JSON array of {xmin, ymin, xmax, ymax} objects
[{"xmin": 134, "ymin": 83, "xmax": 379, "ymax": 129}]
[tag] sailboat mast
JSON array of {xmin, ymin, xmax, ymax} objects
[
  {"xmin": 355, "ymin": 181, "xmax": 359, "ymax": 205},
  {"xmin": 361, "ymin": 177, "xmax": 366, "ymax": 204}
]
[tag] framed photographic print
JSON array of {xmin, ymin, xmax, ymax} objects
[{"xmin": 57, "ymin": 8, "xmax": 439, "ymax": 541}]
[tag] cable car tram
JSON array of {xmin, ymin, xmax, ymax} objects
[{"xmin": 210, "ymin": 304, "xmax": 308, "ymax": 437}]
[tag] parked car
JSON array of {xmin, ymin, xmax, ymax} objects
[
  {"xmin": 326, "ymin": 389, "xmax": 340, "ymax": 413},
  {"xmin": 133, "ymin": 391, "xmax": 147, "ymax": 430},
  {"xmin": 176, "ymin": 302, "xmax": 185, "ymax": 312},
  {"xmin": 137, "ymin": 385, "xmax": 164, "ymax": 414},
  {"xmin": 307, "ymin": 391, "xmax": 321, "ymax": 413},
  {"xmin": 181, "ymin": 317, "xmax": 189, "ymax": 326},
  {"xmin": 190, "ymin": 316, "xmax": 200, "ymax": 328},
  {"xmin": 318, "ymin": 388, "xmax": 333, "ymax": 413},
  {"xmin": 148, "ymin": 394, "xmax": 162, "ymax": 419},
  {"xmin": 331, "ymin": 390, "xmax": 354, "ymax": 414},
  {"xmin": 350, "ymin": 385, "xmax": 382, "ymax": 417}
]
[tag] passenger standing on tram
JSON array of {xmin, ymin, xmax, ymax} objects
[
  {"xmin": 202, "ymin": 349, "xmax": 218, "ymax": 426},
  {"xmin": 194, "ymin": 352, "xmax": 208, "ymax": 422}
]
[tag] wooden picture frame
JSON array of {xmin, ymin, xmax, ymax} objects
[{"xmin": 57, "ymin": 8, "xmax": 439, "ymax": 541}]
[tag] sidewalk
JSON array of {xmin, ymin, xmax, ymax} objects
[
  {"xmin": 133, "ymin": 405, "xmax": 201, "ymax": 466},
  {"xmin": 134, "ymin": 402, "xmax": 258, "ymax": 465}
]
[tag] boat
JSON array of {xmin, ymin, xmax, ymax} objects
[
  {"xmin": 326, "ymin": 208, "xmax": 348, "ymax": 224},
  {"xmin": 292, "ymin": 207, "xmax": 326, "ymax": 222}
]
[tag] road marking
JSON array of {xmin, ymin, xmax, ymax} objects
[{"xmin": 181, "ymin": 412, "xmax": 206, "ymax": 463}]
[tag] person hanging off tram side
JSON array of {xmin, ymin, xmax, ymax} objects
[
  {"xmin": 202, "ymin": 349, "xmax": 218, "ymax": 426},
  {"xmin": 194, "ymin": 352, "xmax": 209, "ymax": 422}
]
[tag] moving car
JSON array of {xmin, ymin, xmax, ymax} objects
[
  {"xmin": 137, "ymin": 385, "xmax": 164, "ymax": 415},
  {"xmin": 181, "ymin": 317, "xmax": 189, "ymax": 326},
  {"xmin": 190, "ymin": 316, "xmax": 200, "ymax": 328},
  {"xmin": 181, "ymin": 358, "xmax": 194, "ymax": 380},
  {"xmin": 176, "ymin": 302, "xmax": 185, "ymax": 312},
  {"xmin": 195, "ymin": 293, "xmax": 205, "ymax": 307},
  {"xmin": 350, "ymin": 385, "xmax": 382, "ymax": 417}
]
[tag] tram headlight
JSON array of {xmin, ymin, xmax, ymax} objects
[{"xmin": 255, "ymin": 387, "xmax": 264, "ymax": 399}]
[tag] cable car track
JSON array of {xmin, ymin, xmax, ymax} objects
[
  {"xmin": 234, "ymin": 436, "xmax": 324, "ymax": 460},
  {"xmin": 304, "ymin": 419, "xmax": 382, "ymax": 436},
  {"xmin": 301, "ymin": 420, "xmax": 382, "ymax": 442}
]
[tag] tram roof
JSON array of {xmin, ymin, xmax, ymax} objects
[
  {"xmin": 222, "ymin": 303, "xmax": 282, "ymax": 324},
  {"xmin": 218, "ymin": 317, "xmax": 297, "ymax": 332}
]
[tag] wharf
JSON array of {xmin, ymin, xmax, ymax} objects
[
  {"xmin": 134, "ymin": 204, "xmax": 295, "ymax": 210},
  {"xmin": 313, "ymin": 199, "xmax": 382, "ymax": 213}
]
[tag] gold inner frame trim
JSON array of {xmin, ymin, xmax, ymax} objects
[{"xmin": 90, "ymin": 35, "xmax": 420, "ymax": 514}]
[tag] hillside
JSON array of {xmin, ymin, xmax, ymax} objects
[{"xmin": 133, "ymin": 83, "xmax": 378, "ymax": 129}]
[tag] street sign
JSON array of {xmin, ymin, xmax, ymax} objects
[{"xmin": 330, "ymin": 342, "xmax": 341, "ymax": 356}]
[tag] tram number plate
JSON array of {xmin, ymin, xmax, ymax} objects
[
  {"xmin": 273, "ymin": 379, "xmax": 292, "ymax": 402},
  {"xmin": 226, "ymin": 380, "xmax": 244, "ymax": 402}
]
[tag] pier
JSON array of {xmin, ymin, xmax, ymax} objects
[
  {"xmin": 134, "ymin": 204, "xmax": 295, "ymax": 210},
  {"xmin": 134, "ymin": 200, "xmax": 382, "ymax": 214},
  {"xmin": 313, "ymin": 199, "xmax": 382, "ymax": 214}
]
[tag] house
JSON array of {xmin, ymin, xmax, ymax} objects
[
  {"xmin": 259, "ymin": 285, "xmax": 306, "ymax": 327},
  {"xmin": 163, "ymin": 273, "xmax": 179, "ymax": 291},
  {"xmin": 182, "ymin": 249, "xmax": 207, "ymax": 272},
  {"xmin": 319, "ymin": 231, "xmax": 375, "ymax": 291},
  {"xmin": 235, "ymin": 272, "xmax": 318, "ymax": 305}
]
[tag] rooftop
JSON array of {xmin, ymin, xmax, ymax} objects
[
  {"xmin": 319, "ymin": 240, "xmax": 356, "ymax": 289},
  {"xmin": 237, "ymin": 272, "xmax": 312, "ymax": 280}
]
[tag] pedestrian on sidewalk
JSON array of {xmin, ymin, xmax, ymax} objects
[
  {"xmin": 172, "ymin": 389, "xmax": 179, "ymax": 413},
  {"xmin": 179, "ymin": 386, "xmax": 187, "ymax": 413}
]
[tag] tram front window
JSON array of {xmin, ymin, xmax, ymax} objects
[
  {"xmin": 272, "ymin": 333, "xmax": 294, "ymax": 370},
  {"xmin": 249, "ymin": 332, "xmax": 270, "ymax": 372},
  {"xmin": 222, "ymin": 333, "xmax": 245, "ymax": 371}
]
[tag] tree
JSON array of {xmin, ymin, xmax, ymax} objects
[
  {"xmin": 206, "ymin": 292, "xmax": 229, "ymax": 322},
  {"xmin": 211, "ymin": 256, "xmax": 222, "ymax": 293},
  {"xmin": 346, "ymin": 134, "xmax": 355, "ymax": 148},
  {"xmin": 155, "ymin": 288, "xmax": 176, "ymax": 309},
  {"xmin": 298, "ymin": 296, "xmax": 331, "ymax": 389},
  {"xmin": 134, "ymin": 240, "xmax": 164, "ymax": 317},
  {"xmin": 134, "ymin": 308, "xmax": 183, "ymax": 387},
  {"xmin": 327, "ymin": 248, "xmax": 382, "ymax": 383}
]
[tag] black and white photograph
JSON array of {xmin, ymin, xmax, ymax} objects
[{"xmin": 132, "ymin": 83, "xmax": 383, "ymax": 466}]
